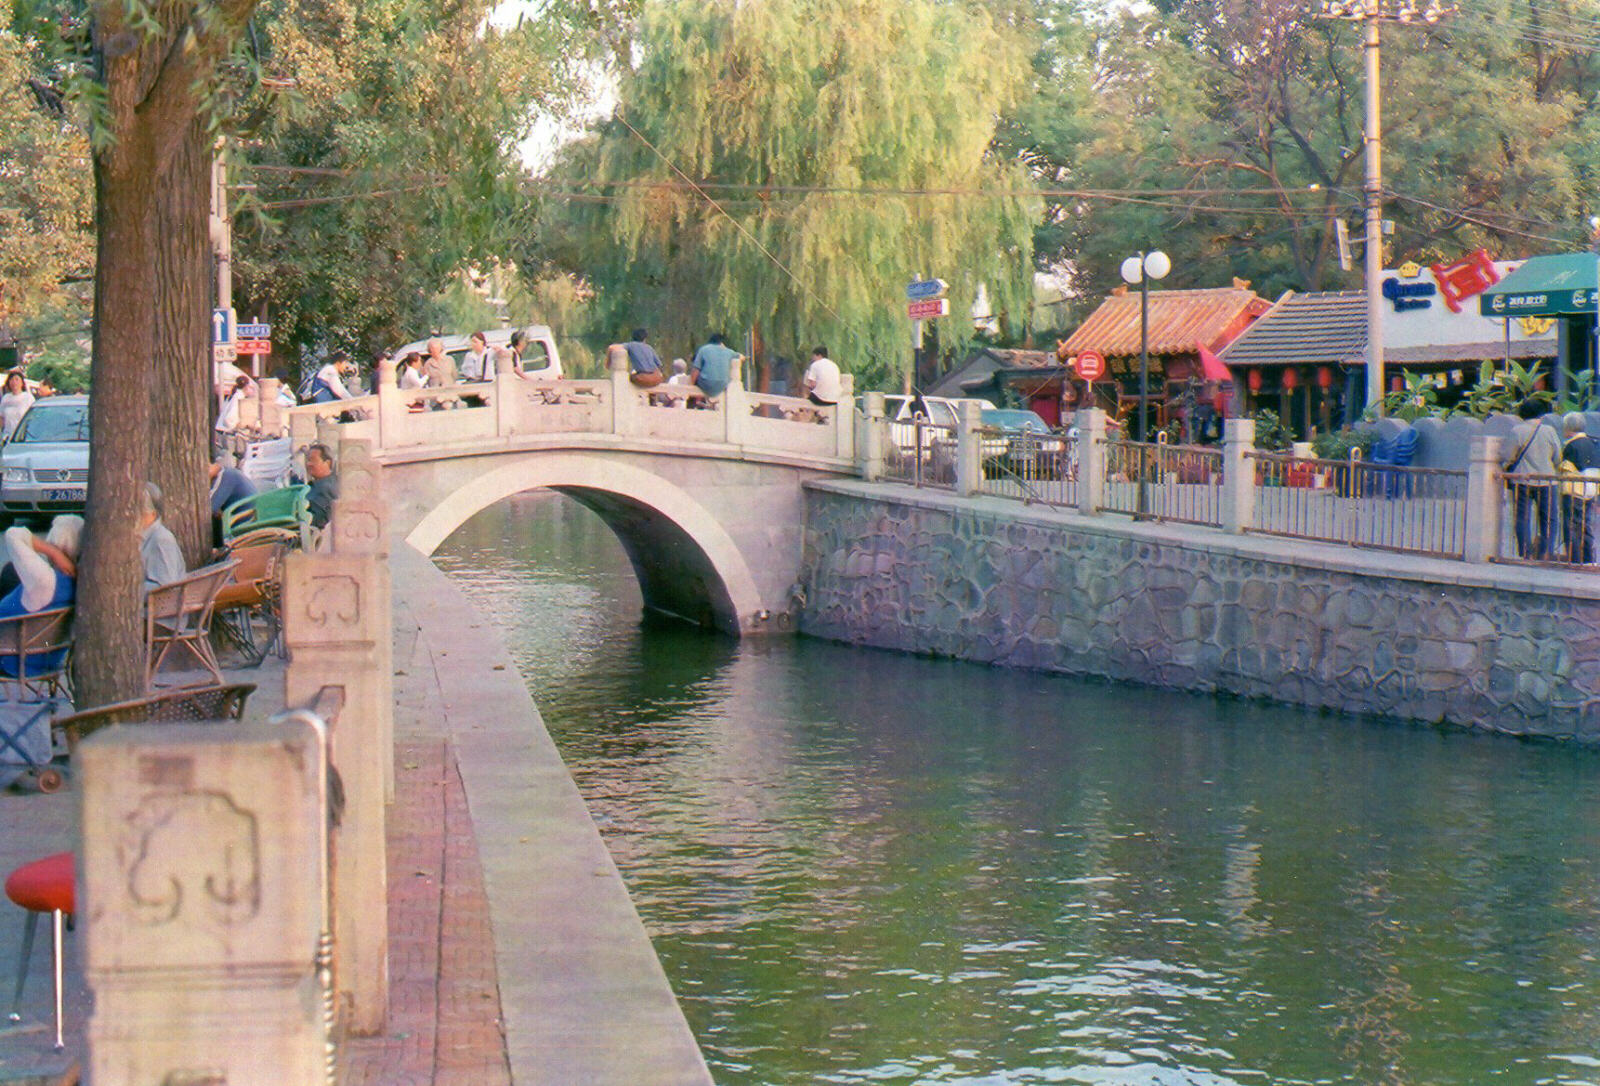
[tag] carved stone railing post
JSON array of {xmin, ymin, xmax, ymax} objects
[
  {"xmin": 494, "ymin": 349, "xmax": 520, "ymax": 437},
  {"xmin": 608, "ymin": 344, "xmax": 638, "ymax": 437},
  {"xmin": 861, "ymin": 391, "xmax": 886, "ymax": 481},
  {"xmin": 1464, "ymin": 434, "xmax": 1503, "ymax": 564},
  {"xmin": 955, "ymin": 400, "xmax": 983, "ymax": 497},
  {"xmin": 258, "ymin": 377, "xmax": 285, "ymax": 436},
  {"xmin": 1221, "ymin": 417, "xmax": 1257, "ymax": 534},
  {"xmin": 834, "ymin": 374, "xmax": 856, "ymax": 460},
  {"xmin": 374, "ymin": 356, "xmax": 402, "ymax": 450},
  {"xmin": 723, "ymin": 355, "xmax": 749, "ymax": 447},
  {"xmin": 80, "ymin": 715, "xmax": 331, "ymax": 1085},
  {"xmin": 1076, "ymin": 408, "xmax": 1106, "ymax": 517},
  {"xmin": 280, "ymin": 447, "xmax": 390, "ymax": 1034},
  {"xmin": 289, "ymin": 409, "xmax": 319, "ymax": 467}
]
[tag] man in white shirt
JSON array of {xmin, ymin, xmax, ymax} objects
[
  {"xmin": 311, "ymin": 353, "xmax": 357, "ymax": 402},
  {"xmin": 803, "ymin": 346, "xmax": 842, "ymax": 406}
]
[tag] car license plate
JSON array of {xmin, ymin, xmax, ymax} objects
[{"xmin": 44, "ymin": 488, "xmax": 85, "ymax": 502}]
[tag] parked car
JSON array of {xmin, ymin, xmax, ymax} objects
[
  {"xmin": 388, "ymin": 324, "xmax": 563, "ymax": 380},
  {"xmin": 881, "ymin": 394, "xmax": 995, "ymax": 461},
  {"xmin": 1, "ymin": 396, "xmax": 90, "ymax": 518},
  {"xmin": 980, "ymin": 407, "xmax": 1069, "ymax": 478}
]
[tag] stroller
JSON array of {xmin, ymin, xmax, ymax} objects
[{"xmin": 0, "ymin": 699, "xmax": 68, "ymax": 792}]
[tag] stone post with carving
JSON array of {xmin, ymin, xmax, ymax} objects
[
  {"xmin": 258, "ymin": 377, "xmax": 284, "ymax": 437},
  {"xmin": 861, "ymin": 391, "xmax": 886, "ymax": 481},
  {"xmin": 280, "ymin": 442, "xmax": 390, "ymax": 1035},
  {"xmin": 80, "ymin": 716, "xmax": 332, "ymax": 1085},
  {"xmin": 1221, "ymin": 417, "xmax": 1257, "ymax": 534},
  {"xmin": 375, "ymin": 356, "xmax": 402, "ymax": 450},
  {"xmin": 723, "ymin": 354, "xmax": 749, "ymax": 446},
  {"xmin": 1075, "ymin": 408, "xmax": 1106, "ymax": 517},
  {"xmin": 1464, "ymin": 434, "xmax": 1503, "ymax": 564},
  {"xmin": 955, "ymin": 400, "xmax": 984, "ymax": 497},
  {"xmin": 833, "ymin": 374, "xmax": 857, "ymax": 460},
  {"xmin": 608, "ymin": 344, "xmax": 638, "ymax": 436},
  {"xmin": 494, "ymin": 348, "xmax": 520, "ymax": 437}
]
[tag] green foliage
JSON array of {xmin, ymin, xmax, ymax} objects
[
  {"xmin": 537, "ymin": 0, "xmax": 1040, "ymax": 390},
  {"xmin": 1367, "ymin": 370, "xmax": 1442, "ymax": 422},
  {"xmin": 1312, "ymin": 426, "xmax": 1376, "ymax": 461},
  {"xmin": 1553, "ymin": 369, "xmax": 1600, "ymax": 415},
  {"xmin": 1252, "ymin": 407, "xmax": 1294, "ymax": 451},
  {"xmin": 1451, "ymin": 359, "xmax": 1550, "ymax": 419}
]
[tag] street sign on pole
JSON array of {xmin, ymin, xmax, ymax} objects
[
  {"xmin": 237, "ymin": 322, "xmax": 271, "ymax": 339},
  {"xmin": 906, "ymin": 278, "xmax": 949, "ymax": 301},
  {"xmin": 212, "ymin": 343, "xmax": 238, "ymax": 363},
  {"xmin": 211, "ymin": 307, "xmax": 236, "ymax": 346},
  {"xmin": 236, "ymin": 339, "xmax": 270, "ymax": 355},
  {"xmin": 1075, "ymin": 349, "xmax": 1105, "ymax": 381},
  {"xmin": 907, "ymin": 298, "xmax": 949, "ymax": 320}
]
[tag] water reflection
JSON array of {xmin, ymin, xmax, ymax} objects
[{"xmin": 436, "ymin": 491, "xmax": 1600, "ymax": 1086}]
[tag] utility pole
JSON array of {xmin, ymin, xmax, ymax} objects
[
  {"xmin": 1319, "ymin": 0, "xmax": 1454, "ymax": 416},
  {"xmin": 210, "ymin": 143, "xmax": 232, "ymax": 314}
]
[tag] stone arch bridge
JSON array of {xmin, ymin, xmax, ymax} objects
[{"xmin": 286, "ymin": 349, "xmax": 860, "ymax": 635}]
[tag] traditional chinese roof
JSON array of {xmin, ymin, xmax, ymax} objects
[
  {"xmin": 1061, "ymin": 285, "xmax": 1271, "ymax": 358},
  {"xmin": 1219, "ymin": 291, "xmax": 1368, "ymax": 368}
]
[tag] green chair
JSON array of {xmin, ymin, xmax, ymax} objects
[{"xmin": 220, "ymin": 484, "xmax": 310, "ymax": 545}]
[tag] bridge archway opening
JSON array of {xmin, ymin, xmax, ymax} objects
[{"xmin": 403, "ymin": 453, "xmax": 763, "ymax": 636}]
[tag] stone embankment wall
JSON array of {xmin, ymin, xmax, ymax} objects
[{"xmin": 799, "ymin": 482, "xmax": 1600, "ymax": 743}]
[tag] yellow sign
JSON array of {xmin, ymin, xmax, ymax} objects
[
  {"xmin": 1518, "ymin": 316, "xmax": 1556, "ymax": 336},
  {"xmin": 1397, "ymin": 261, "xmax": 1423, "ymax": 279}
]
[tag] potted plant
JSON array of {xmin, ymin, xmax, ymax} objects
[{"xmin": 1312, "ymin": 427, "xmax": 1377, "ymax": 496}]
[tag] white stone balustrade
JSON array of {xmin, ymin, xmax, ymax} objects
[{"xmin": 80, "ymin": 715, "xmax": 332, "ymax": 1086}]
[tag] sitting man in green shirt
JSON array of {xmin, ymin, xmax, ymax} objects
[{"xmin": 689, "ymin": 333, "xmax": 741, "ymax": 401}]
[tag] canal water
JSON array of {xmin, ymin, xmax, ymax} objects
[{"xmin": 434, "ymin": 492, "xmax": 1600, "ymax": 1086}]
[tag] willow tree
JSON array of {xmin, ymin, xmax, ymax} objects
[{"xmin": 542, "ymin": 0, "xmax": 1041, "ymax": 390}]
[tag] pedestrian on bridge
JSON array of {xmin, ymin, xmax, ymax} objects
[
  {"xmin": 803, "ymin": 346, "xmax": 841, "ymax": 407},
  {"xmin": 690, "ymin": 333, "xmax": 740, "ymax": 402},
  {"xmin": 623, "ymin": 328, "xmax": 665, "ymax": 388}
]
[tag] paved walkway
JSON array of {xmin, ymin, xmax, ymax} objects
[{"xmin": 0, "ymin": 544, "xmax": 711, "ymax": 1084}]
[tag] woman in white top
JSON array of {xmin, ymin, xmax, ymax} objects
[
  {"xmin": 215, "ymin": 374, "xmax": 254, "ymax": 435},
  {"xmin": 0, "ymin": 372, "xmax": 35, "ymax": 440},
  {"xmin": 398, "ymin": 352, "xmax": 428, "ymax": 390}
]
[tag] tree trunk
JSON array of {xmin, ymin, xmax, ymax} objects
[
  {"xmin": 76, "ymin": 147, "xmax": 159, "ymax": 708},
  {"xmin": 151, "ymin": 119, "xmax": 213, "ymax": 566}
]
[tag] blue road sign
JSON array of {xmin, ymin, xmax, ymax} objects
[
  {"xmin": 212, "ymin": 307, "xmax": 236, "ymax": 345},
  {"xmin": 906, "ymin": 278, "xmax": 948, "ymax": 301},
  {"xmin": 237, "ymin": 322, "xmax": 272, "ymax": 339}
]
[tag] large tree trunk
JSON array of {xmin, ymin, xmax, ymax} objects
[
  {"xmin": 77, "ymin": 146, "xmax": 159, "ymax": 708},
  {"xmin": 151, "ymin": 118, "xmax": 214, "ymax": 566}
]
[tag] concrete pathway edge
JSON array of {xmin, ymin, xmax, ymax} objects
[{"xmin": 391, "ymin": 542, "xmax": 715, "ymax": 1086}]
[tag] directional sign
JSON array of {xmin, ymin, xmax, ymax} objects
[
  {"xmin": 1075, "ymin": 349, "xmax": 1106, "ymax": 381},
  {"xmin": 212, "ymin": 343, "xmax": 238, "ymax": 363},
  {"xmin": 237, "ymin": 322, "xmax": 272, "ymax": 339},
  {"xmin": 907, "ymin": 278, "xmax": 949, "ymax": 301},
  {"xmin": 237, "ymin": 339, "xmax": 271, "ymax": 354},
  {"xmin": 211, "ymin": 307, "xmax": 236, "ymax": 346},
  {"xmin": 907, "ymin": 298, "xmax": 950, "ymax": 320}
]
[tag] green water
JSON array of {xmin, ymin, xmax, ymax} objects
[{"xmin": 434, "ymin": 492, "xmax": 1600, "ymax": 1086}]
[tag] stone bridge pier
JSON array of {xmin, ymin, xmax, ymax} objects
[{"xmin": 380, "ymin": 445, "xmax": 840, "ymax": 636}]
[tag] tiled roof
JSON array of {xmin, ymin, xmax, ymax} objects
[
  {"xmin": 1061, "ymin": 287, "xmax": 1270, "ymax": 357},
  {"xmin": 982, "ymin": 348, "xmax": 1057, "ymax": 370},
  {"xmin": 1218, "ymin": 291, "xmax": 1367, "ymax": 367}
]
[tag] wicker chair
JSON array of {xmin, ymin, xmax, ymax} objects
[
  {"xmin": 146, "ymin": 560, "xmax": 237, "ymax": 690},
  {"xmin": 213, "ymin": 537, "xmax": 289, "ymax": 666},
  {"xmin": 0, "ymin": 606, "xmax": 74, "ymax": 702},
  {"xmin": 53, "ymin": 682, "xmax": 256, "ymax": 753}
]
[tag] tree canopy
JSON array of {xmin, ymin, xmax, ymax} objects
[{"xmin": 536, "ymin": 0, "xmax": 1041, "ymax": 389}]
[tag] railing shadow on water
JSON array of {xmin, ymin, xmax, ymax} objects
[
  {"xmin": 1098, "ymin": 438, "xmax": 1225, "ymax": 527},
  {"xmin": 1246, "ymin": 451, "xmax": 1469, "ymax": 559}
]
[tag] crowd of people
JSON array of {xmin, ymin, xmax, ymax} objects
[
  {"xmin": 620, "ymin": 327, "xmax": 843, "ymax": 411},
  {"xmin": 1504, "ymin": 402, "xmax": 1600, "ymax": 564}
]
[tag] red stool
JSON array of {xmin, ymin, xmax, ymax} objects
[{"xmin": 5, "ymin": 851, "xmax": 74, "ymax": 1050}]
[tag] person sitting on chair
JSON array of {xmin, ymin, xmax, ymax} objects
[
  {"xmin": 141, "ymin": 482, "xmax": 187, "ymax": 589},
  {"xmin": 305, "ymin": 443, "xmax": 340, "ymax": 530},
  {"xmin": 0, "ymin": 516, "xmax": 80, "ymax": 679},
  {"xmin": 209, "ymin": 456, "xmax": 258, "ymax": 547}
]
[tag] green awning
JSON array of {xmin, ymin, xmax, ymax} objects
[{"xmin": 1479, "ymin": 252, "xmax": 1600, "ymax": 317}]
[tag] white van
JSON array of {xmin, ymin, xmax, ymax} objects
[
  {"xmin": 881, "ymin": 393, "xmax": 995, "ymax": 458},
  {"xmin": 390, "ymin": 324, "xmax": 562, "ymax": 380}
]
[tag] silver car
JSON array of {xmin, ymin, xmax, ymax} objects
[{"xmin": 1, "ymin": 396, "xmax": 90, "ymax": 518}]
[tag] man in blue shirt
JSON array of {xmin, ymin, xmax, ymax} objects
[
  {"xmin": 690, "ymin": 333, "xmax": 741, "ymax": 399},
  {"xmin": 623, "ymin": 328, "xmax": 664, "ymax": 388}
]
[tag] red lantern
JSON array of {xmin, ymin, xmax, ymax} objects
[
  {"xmin": 1391, "ymin": 375, "xmax": 1403, "ymax": 392},
  {"xmin": 1317, "ymin": 365, "xmax": 1333, "ymax": 389},
  {"xmin": 1281, "ymin": 367, "xmax": 1299, "ymax": 390},
  {"xmin": 1247, "ymin": 369, "xmax": 1262, "ymax": 392}
]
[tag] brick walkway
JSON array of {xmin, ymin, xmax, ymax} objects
[{"xmin": 338, "ymin": 736, "xmax": 510, "ymax": 1086}]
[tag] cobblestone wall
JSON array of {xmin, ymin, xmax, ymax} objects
[{"xmin": 799, "ymin": 486, "xmax": 1600, "ymax": 743}]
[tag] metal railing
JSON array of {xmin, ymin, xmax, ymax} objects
[
  {"xmin": 1098, "ymin": 438, "xmax": 1225, "ymax": 526},
  {"xmin": 881, "ymin": 418, "xmax": 957, "ymax": 490},
  {"xmin": 1247, "ymin": 451, "xmax": 1469, "ymax": 558},
  {"xmin": 1497, "ymin": 469, "xmax": 1600, "ymax": 569},
  {"xmin": 977, "ymin": 424, "xmax": 1078, "ymax": 507}
]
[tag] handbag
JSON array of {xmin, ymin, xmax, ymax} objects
[{"xmin": 1558, "ymin": 459, "xmax": 1600, "ymax": 500}]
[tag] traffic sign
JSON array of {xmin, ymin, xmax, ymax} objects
[
  {"xmin": 211, "ymin": 307, "xmax": 236, "ymax": 345},
  {"xmin": 906, "ymin": 278, "xmax": 949, "ymax": 301},
  {"xmin": 237, "ymin": 322, "xmax": 272, "ymax": 339},
  {"xmin": 1075, "ymin": 349, "xmax": 1106, "ymax": 381},
  {"xmin": 908, "ymin": 298, "xmax": 950, "ymax": 320},
  {"xmin": 237, "ymin": 339, "xmax": 270, "ymax": 354},
  {"xmin": 212, "ymin": 343, "xmax": 238, "ymax": 363}
]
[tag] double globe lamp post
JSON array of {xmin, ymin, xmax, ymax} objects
[{"xmin": 1121, "ymin": 250, "xmax": 1170, "ymax": 517}]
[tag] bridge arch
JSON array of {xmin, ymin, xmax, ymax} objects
[{"xmin": 402, "ymin": 451, "xmax": 764, "ymax": 634}]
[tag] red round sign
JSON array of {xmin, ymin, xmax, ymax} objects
[{"xmin": 1075, "ymin": 350, "xmax": 1105, "ymax": 381}]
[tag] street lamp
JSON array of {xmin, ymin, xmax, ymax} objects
[
  {"xmin": 1319, "ymin": 0, "xmax": 1455, "ymax": 415},
  {"xmin": 1120, "ymin": 250, "xmax": 1171, "ymax": 444}
]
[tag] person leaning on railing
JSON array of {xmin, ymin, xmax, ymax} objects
[
  {"xmin": 1560, "ymin": 412, "xmax": 1600, "ymax": 565},
  {"xmin": 1503, "ymin": 399, "xmax": 1563, "ymax": 561}
]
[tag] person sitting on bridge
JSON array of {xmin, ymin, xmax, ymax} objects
[
  {"xmin": 305, "ymin": 443, "xmax": 339, "ymax": 530},
  {"xmin": 398, "ymin": 352, "xmax": 428, "ymax": 390},
  {"xmin": 423, "ymin": 337, "xmax": 458, "ymax": 389},
  {"xmin": 803, "ymin": 345, "xmax": 841, "ymax": 407},
  {"xmin": 690, "ymin": 333, "xmax": 740, "ymax": 404},
  {"xmin": 310, "ymin": 352, "xmax": 357, "ymax": 403},
  {"xmin": 623, "ymin": 328, "xmax": 665, "ymax": 388},
  {"xmin": 461, "ymin": 332, "xmax": 492, "ymax": 382}
]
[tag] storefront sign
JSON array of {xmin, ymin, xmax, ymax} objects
[
  {"xmin": 1430, "ymin": 249, "xmax": 1501, "ymax": 313},
  {"xmin": 1381, "ymin": 276, "xmax": 1436, "ymax": 311}
]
